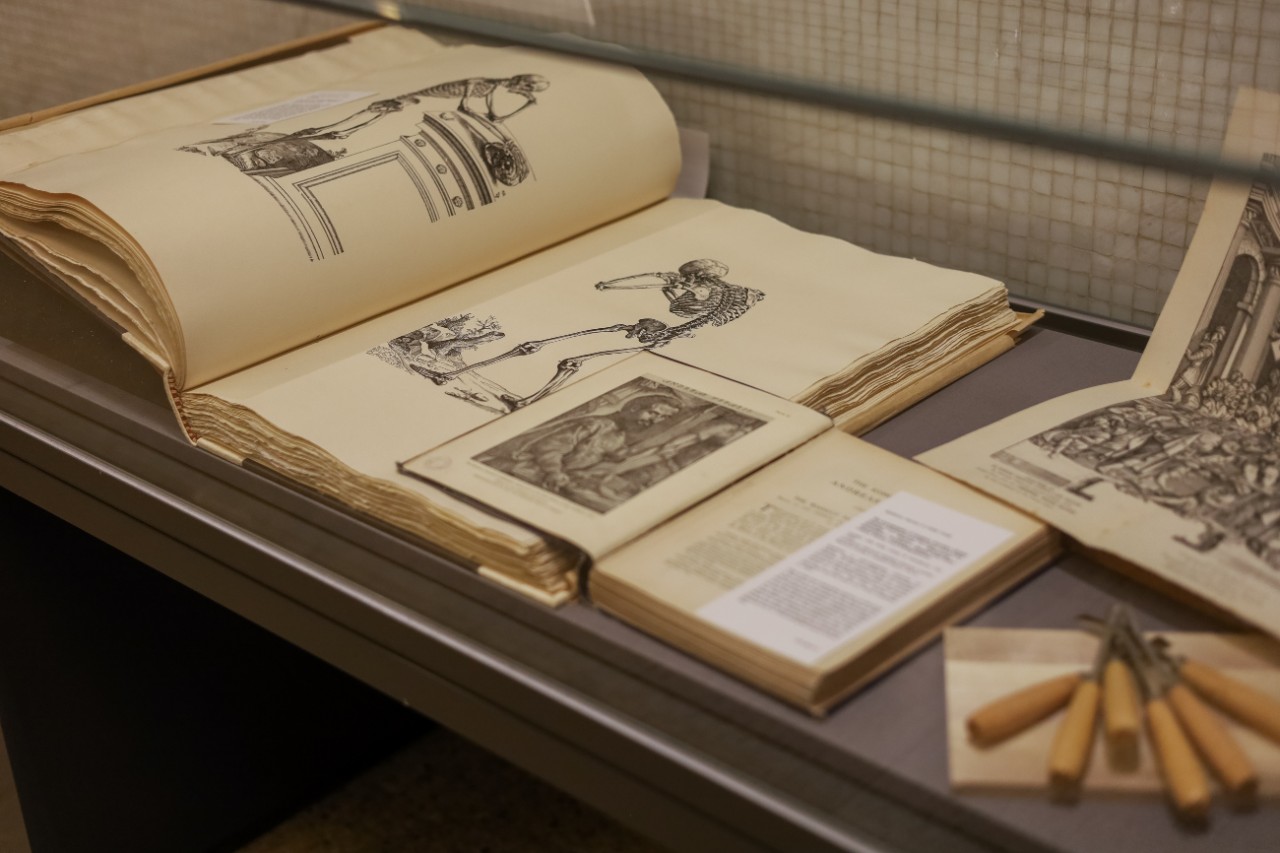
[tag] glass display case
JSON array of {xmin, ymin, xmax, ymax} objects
[
  {"xmin": 315, "ymin": 0, "xmax": 1280, "ymax": 331},
  {"xmin": 5, "ymin": 3, "xmax": 1280, "ymax": 852}
]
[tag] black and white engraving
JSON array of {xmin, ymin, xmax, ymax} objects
[
  {"xmin": 472, "ymin": 375, "xmax": 766, "ymax": 513},
  {"xmin": 1003, "ymin": 157, "xmax": 1280, "ymax": 565},
  {"xmin": 367, "ymin": 312, "xmax": 513, "ymax": 410},
  {"xmin": 368, "ymin": 259, "xmax": 765, "ymax": 413},
  {"xmin": 179, "ymin": 74, "xmax": 548, "ymax": 259}
]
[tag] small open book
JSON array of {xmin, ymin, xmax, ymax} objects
[{"xmin": 401, "ymin": 353, "xmax": 1056, "ymax": 713}]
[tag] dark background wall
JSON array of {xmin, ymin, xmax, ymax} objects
[{"xmin": 0, "ymin": 485, "xmax": 428, "ymax": 853}]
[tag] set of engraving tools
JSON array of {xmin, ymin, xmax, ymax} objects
[{"xmin": 965, "ymin": 604, "xmax": 1280, "ymax": 820}]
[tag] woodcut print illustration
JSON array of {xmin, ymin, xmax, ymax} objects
[
  {"xmin": 997, "ymin": 157, "xmax": 1280, "ymax": 567},
  {"xmin": 472, "ymin": 375, "xmax": 767, "ymax": 513},
  {"xmin": 178, "ymin": 75, "xmax": 547, "ymax": 259},
  {"xmin": 367, "ymin": 311, "xmax": 511, "ymax": 410},
  {"xmin": 366, "ymin": 258, "xmax": 765, "ymax": 414}
]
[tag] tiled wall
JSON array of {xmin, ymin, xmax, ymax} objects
[
  {"xmin": 7, "ymin": 0, "xmax": 1280, "ymax": 327},
  {"xmin": 572, "ymin": 0, "xmax": 1280, "ymax": 327},
  {"xmin": 416, "ymin": 0, "xmax": 1280, "ymax": 326}
]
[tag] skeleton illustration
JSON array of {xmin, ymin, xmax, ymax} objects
[
  {"xmin": 414, "ymin": 74, "xmax": 550, "ymax": 123},
  {"xmin": 409, "ymin": 259, "xmax": 765, "ymax": 411}
]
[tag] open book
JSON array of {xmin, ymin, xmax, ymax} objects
[
  {"xmin": 921, "ymin": 89, "xmax": 1280, "ymax": 637},
  {"xmin": 0, "ymin": 25, "xmax": 1025, "ymax": 604},
  {"xmin": 401, "ymin": 353, "xmax": 1057, "ymax": 713}
]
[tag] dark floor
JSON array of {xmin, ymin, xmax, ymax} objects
[
  {"xmin": 0, "ymin": 487, "xmax": 662, "ymax": 853},
  {"xmin": 239, "ymin": 728, "xmax": 663, "ymax": 853}
]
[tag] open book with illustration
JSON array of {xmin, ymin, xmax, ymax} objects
[
  {"xmin": 400, "ymin": 352, "xmax": 1057, "ymax": 713},
  {"xmin": 921, "ymin": 89, "xmax": 1280, "ymax": 638},
  {"xmin": 0, "ymin": 24, "xmax": 1029, "ymax": 606}
]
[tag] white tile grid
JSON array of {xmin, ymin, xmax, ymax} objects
[
  {"xmin": 7, "ymin": 0, "xmax": 1279, "ymax": 324},
  {"xmin": 410, "ymin": 0, "xmax": 1279, "ymax": 326}
]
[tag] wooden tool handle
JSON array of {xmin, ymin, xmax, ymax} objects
[
  {"xmin": 1146, "ymin": 698, "xmax": 1211, "ymax": 821},
  {"xmin": 1048, "ymin": 679, "xmax": 1099, "ymax": 788},
  {"xmin": 1167, "ymin": 683, "xmax": 1257, "ymax": 798},
  {"xmin": 1102, "ymin": 658, "xmax": 1141, "ymax": 762},
  {"xmin": 1181, "ymin": 659, "xmax": 1280, "ymax": 745},
  {"xmin": 967, "ymin": 672, "xmax": 1082, "ymax": 745}
]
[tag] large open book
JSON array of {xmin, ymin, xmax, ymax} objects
[
  {"xmin": 0, "ymin": 25, "xmax": 1026, "ymax": 604},
  {"xmin": 921, "ymin": 89, "xmax": 1280, "ymax": 636}
]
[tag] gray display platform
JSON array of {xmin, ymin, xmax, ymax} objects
[{"xmin": 2, "ymin": 251, "xmax": 1274, "ymax": 852}]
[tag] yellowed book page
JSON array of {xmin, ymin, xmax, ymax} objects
[
  {"xmin": 598, "ymin": 430, "xmax": 1046, "ymax": 669},
  {"xmin": 191, "ymin": 199, "xmax": 1004, "ymax": 533},
  {"xmin": 0, "ymin": 41, "xmax": 679, "ymax": 388},
  {"xmin": 200, "ymin": 197, "xmax": 1002, "ymax": 429},
  {"xmin": 921, "ymin": 89, "xmax": 1280, "ymax": 638},
  {"xmin": 831, "ymin": 327, "xmax": 1016, "ymax": 435},
  {"xmin": 910, "ymin": 396, "xmax": 1152, "ymax": 512},
  {"xmin": 922, "ymin": 378, "xmax": 1280, "ymax": 637},
  {"xmin": 401, "ymin": 353, "xmax": 832, "ymax": 558},
  {"xmin": 190, "ymin": 201, "xmax": 707, "ymax": 474},
  {"xmin": 1134, "ymin": 87, "xmax": 1280, "ymax": 391}
]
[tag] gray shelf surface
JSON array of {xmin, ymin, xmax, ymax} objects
[{"xmin": 1, "ymin": 251, "xmax": 1275, "ymax": 852}]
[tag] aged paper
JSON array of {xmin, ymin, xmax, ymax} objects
[
  {"xmin": 0, "ymin": 33, "xmax": 680, "ymax": 386},
  {"xmin": 0, "ymin": 25, "xmax": 1028, "ymax": 608},
  {"xmin": 921, "ymin": 89, "xmax": 1280, "ymax": 634},
  {"xmin": 400, "ymin": 353, "xmax": 831, "ymax": 557},
  {"xmin": 192, "ymin": 198, "xmax": 1006, "ymax": 482},
  {"xmin": 596, "ymin": 430, "xmax": 1048, "ymax": 668},
  {"xmin": 697, "ymin": 491, "xmax": 1014, "ymax": 665}
]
